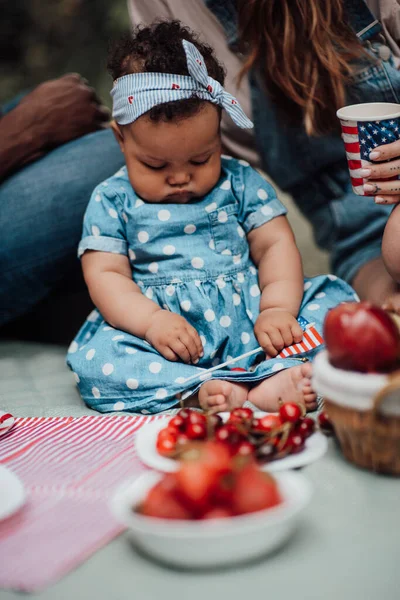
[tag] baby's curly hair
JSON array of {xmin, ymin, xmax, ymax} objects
[{"xmin": 107, "ymin": 20, "xmax": 226, "ymax": 123}]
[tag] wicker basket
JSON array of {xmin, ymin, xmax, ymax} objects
[
  {"xmin": 313, "ymin": 351, "xmax": 400, "ymax": 475},
  {"xmin": 324, "ymin": 377, "xmax": 400, "ymax": 475}
]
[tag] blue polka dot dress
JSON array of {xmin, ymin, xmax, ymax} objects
[{"xmin": 67, "ymin": 157, "xmax": 356, "ymax": 414}]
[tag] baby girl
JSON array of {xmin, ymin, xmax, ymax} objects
[{"xmin": 67, "ymin": 21, "xmax": 355, "ymax": 414}]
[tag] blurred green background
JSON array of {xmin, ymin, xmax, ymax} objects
[{"xmin": 1, "ymin": 0, "xmax": 131, "ymax": 106}]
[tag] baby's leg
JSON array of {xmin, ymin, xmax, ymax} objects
[
  {"xmin": 198, "ymin": 380, "xmax": 249, "ymax": 413},
  {"xmin": 382, "ymin": 204, "xmax": 400, "ymax": 285},
  {"xmin": 248, "ymin": 363, "xmax": 317, "ymax": 412}
]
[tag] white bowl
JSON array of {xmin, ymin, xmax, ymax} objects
[
  {"xmin": 312, "ymin": 351, "xmax": 400, "ymax": 416},
  {"xmin": 110, "ymin": 471, "xmax": 312, "ymax": 568}
]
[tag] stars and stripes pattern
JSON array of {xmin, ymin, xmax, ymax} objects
[
  {"xmin": 340, "ymin": 117, "xmax": 400, "ymax": 194},
  {"xmin": 276, "ymin": 325, "xmax": 323, "ymax": 358}
]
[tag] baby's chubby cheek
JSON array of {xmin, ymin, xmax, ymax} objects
[{"xmin": 127, "ymin": 171, "xmax": 164, "ymax": 203}]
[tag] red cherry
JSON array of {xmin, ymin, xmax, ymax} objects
[
  {"xmin": 318, "ymin": 411, "xmax": 333, "ymax": 432},
  {"xmin": 281, "ymin": 432, "xmax": 305, "ymax": 454},
  {"xmin": 156, "ymin": 432, "xmax": 177, "ymax": 456},
  {"xmin": 296, "ymin": 417, "xmax": 315, "ymax": 438},
  {"xmin": 215, "ymin": 424, "xmax": 245, "ymax": 446},
  {"xmin": 324, "ymin": 302, "xmax": 400, "ymax": 373},
  {"xmin": 186, "ymin": 421, "xmax": 207, "ymax": 440},
  {"xmin": 168, "ymin": 415, "xmax": 185, "ymax": 431},
  {"xmin": 235, "ymin": 440, "xmax": 255, "ymax": 456},
  {"xmin": 230, "ymin": 407, "xmax": 253, "ymax": 420},
  {"xmin": 176, "ymin": 433, "xmax": 190, "ymax": 446},
  {"xmin": 279, "ymin": 402, "xmax": 303, "ymax": 424},
  {"xmin": 255, "ymin": 414, "xmax": 282, "ymax": 433},
  {"xmin": 157, "ymin": 427, "xmax": 177, "ymax": 442},
  {"xmin": 177, "ymin": 408, "xmax": 192, "ymax": 421},
  {"xmin": 256, "ymin": 441, "xmax": 276, "ymax": 460},
  {"xmin": 187, "ymin": 411, "xmax": 207, "ymax": 426}
]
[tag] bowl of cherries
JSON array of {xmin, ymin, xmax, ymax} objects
[
  {"xmin": 135, "ymin": 404, "xmax": 329, "ymax": 473},
  {"xmin": 111, "ymin": 441, "xmax": 312, "ymax": 568}
]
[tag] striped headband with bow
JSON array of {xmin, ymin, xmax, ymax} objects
[{"xmin": 111, "ymin": 39, "xmax": 253, "ymax": 129}]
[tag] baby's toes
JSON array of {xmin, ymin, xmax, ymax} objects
[
  {"xmin": 210, "ymin": 394, "xmax": 227, "ymax": 408},
  {"xmin": 304, "ymin": 393, "xmax": 318, "ymax": 412},
  {"xmin": 208, "ymin": 397, "xmax": 228, "ymax": 414}
]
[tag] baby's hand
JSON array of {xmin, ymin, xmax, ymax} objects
[
  {"xmin": 254, "ymin": 309, "xmax": 303, "ymax": 357},
  {"xmin": 145, "ymin": 310, "xmax": 203, "ymax": 364}
]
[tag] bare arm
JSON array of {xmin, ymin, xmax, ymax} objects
[
  {"xmin": 82, "ymin": 251, "xmax": 161, "ymax": 337},
  {"xmin": 82, "ymin": 251, "xmax": 203, "ymax": 363},
  {"xmin": 248, "ymin": 216, "xmax": 304, "ymax": 316},
  {"xmin": 0, "ymin": 74, "xmax": 109, "ymax": 182},
  {"xmin": 248, "ymin": 216, "xmax": 304, "ymax": 356},
  {"xmin": 0, "ymin": 109, "xmax": 45, "ymax": 181}
]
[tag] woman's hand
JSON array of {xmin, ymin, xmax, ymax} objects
[
  {"xmin": 145, "ymin": 310, "xmax": 204, "ymax": 364},
  {"xmin": 362, "ymin": 139, "xmax": 400, "ymax": 204}
]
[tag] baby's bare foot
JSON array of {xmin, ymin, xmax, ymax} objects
[
  {"xmin": 199, "ymin": 379, "xmax": 249, "ymax": 413},
  {"xmin": 248, "ymin": 363, "xmax": 317, "ymax": 412}
]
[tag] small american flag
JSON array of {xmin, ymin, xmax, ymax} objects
[
  {"xmin": 276, "ymin": 325, "xmax": 323, "ymax": 358},
  {"xmin": 341, "ymin": 117, "xmax": 400, "ymax": 194}
]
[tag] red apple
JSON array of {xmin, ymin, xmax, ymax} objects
[{"xmin": 324, "ymin": 302, "xmax": 400, "ymax": 373}]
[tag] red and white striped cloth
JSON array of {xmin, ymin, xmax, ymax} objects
[
  {"xmin": 276, "ymin": 325, "xmax": 323, "ymax": 358},
  {"xmin": 0, "ymin": 415, "xmax": 163, "ymax": 592}
]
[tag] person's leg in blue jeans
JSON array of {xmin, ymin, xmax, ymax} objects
[{"xmin": 0, "ymin": 128, "xmax": 124, "ymax": 328}]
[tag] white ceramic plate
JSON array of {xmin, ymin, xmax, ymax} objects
[
  {"xmin": 135, "ymin": 414, "xmax": 328, "ymax": 473},
  {"xmin": 0, "ymin": 410, "xmax": 15, "ymax": 437},
  {"xmin": 111, "ymin": 470, "xmax": 312, "ymax": 568},
  {"xmin": 0, "ymin": 464, "xmax": 26, "ymax": 521}
]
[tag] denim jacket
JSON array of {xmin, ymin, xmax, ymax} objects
[{"xmin": 203, "ymin": 0, "xmax": 400, "ymax": 283}]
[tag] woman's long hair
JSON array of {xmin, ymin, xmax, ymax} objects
[{"xmin": 238, "ymin": 0, "xmax": 368, "ymax": 135}]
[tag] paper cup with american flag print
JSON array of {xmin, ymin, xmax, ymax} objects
[{"xmin": 337, "ymin": 102, "xmax": 400, "ymax": 195}]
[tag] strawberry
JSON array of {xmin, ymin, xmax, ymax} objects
[
  {"xmin": 140, "ymin": 474, "xmax": 191, "ymax": 520},
  {"xmin": 231, "ymin": 464, "xmax": 282, "ymax": 515},
  {"xmin": 175, "ymin": 441, "xmax": 231, "ymax": 513}
]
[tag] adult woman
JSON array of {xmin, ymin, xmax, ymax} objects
[{"xmin": 128, "ymin": 0, "xmax": 400, "ymax": 306}]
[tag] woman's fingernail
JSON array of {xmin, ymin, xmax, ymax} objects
[
  {"xmin": 360, "ymin": 168, "xmax": 371, "ymax": 177},
  {"xmin": 193, "ymin": 358, "xmax": 199, "ymax": 364},
  {"xmin": 375, "ymin": 196, "xmax": 388, "ymax": 204},
  {"xmin": 363, "ymin": 183, "xmax": 376, "ymax": 192},
  {"xmin": 200, "ymin": 352, "xmax": 204, "ymax": 357},
  {"xmin": 369, "ymin": 151, "xmax": 381, "ymax": 160}
]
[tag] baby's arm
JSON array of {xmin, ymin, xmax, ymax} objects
[
  {"xmin": 248, "ymin": 216, "xmax": 304, "ymax": 356},
  {"xmin": 82, "ymin": 251, "xmax": 203, "ymax": 364}
]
